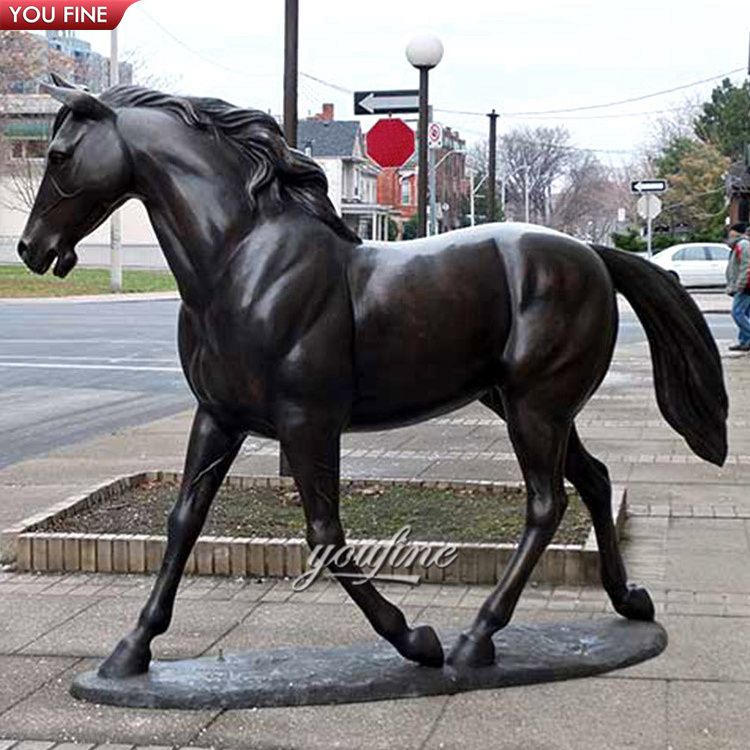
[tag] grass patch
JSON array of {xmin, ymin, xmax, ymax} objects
[
  {"xmin": 0, "ymin": 264, "xmax": 176, "ymax": 297},
  {"xmin": 35, "ymin": 479, "xmax": 592, "ymax": 546}
]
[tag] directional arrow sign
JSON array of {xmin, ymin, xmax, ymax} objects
[
  {"xmin": 354, "ymin": 89, "xmax": 419, "ymax": 115},
  {"xmin": 630, "ymin": 179, "xmax": 668, "ymax": 194}
]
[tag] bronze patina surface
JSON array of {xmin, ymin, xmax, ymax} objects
[{"xmin": 19, "ymin": 76, "xmax": 725, "ymax": 684}]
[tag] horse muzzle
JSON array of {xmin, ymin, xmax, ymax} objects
[{"xmin": 18, "ymin": 239, "xmax": 78, "ymax": 278}]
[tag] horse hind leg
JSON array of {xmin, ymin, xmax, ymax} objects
[
  {"xmin": 448, "ymin": 392, "xmax": 571, "ymax": 668},
  {"xmin": 565, "ymin": 426, "xmax": 654, "ymax": 620}
]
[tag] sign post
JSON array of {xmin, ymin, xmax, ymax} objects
[
  {"xmin": 632, "ymin": 179, "xmax": 667, "ymax": 259},
  {"xmin": 637, "ymin": 194, "xmax": 662, "ymax": 259}
]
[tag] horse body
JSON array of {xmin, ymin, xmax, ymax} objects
[
  {"xmin": 18, "ymin": 79, "xmax": 727, "ymax": 678},
  {"xmin": 178, "ymin": 217, "xmax": 615, "ymax": 437}
]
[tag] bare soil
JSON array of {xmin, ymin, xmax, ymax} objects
[{"xmin": 35, "ymin": 480, "xmax": 591, "ymax": 545}]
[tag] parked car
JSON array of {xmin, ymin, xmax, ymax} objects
[{"xmin": 650, "ymin": 243, "xmax": 730, "ymax": 287}]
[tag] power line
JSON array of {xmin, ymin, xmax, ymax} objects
[
  {"xmin": 509, "ymin": 68, "xmax": 744, "ymax": 115},
  {"xmin": 436, "ymin": 68, "xmax": 744, "ymax": 118},
  {"xmin": 134, "ymin": 8, "xmax": 741, "ymax": 124},
  {"xmin": 137, "ymin": 5, "xmax": 278, "ymax": 80},
  {"xmin": 139, "ymin": 4, "xmax": 357, "ymax": 95},
  {"xmin": 439, "ymin": 105, "xmax": 704, "ymax": 122},
  {"xmin": 299, "ymin": 71, "xmax": 353, "ymax": 94},
  {"xmin": 129, "ymin": 10, "xmax": 728, "ymax": 158}
]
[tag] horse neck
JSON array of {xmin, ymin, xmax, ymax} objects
[{"xmin": 120, "ymin": 110, "xmax": 251, "ymax": 308}]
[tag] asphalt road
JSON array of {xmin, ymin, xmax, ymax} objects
[
  {"xmin": 0, "ymin": 298, "xmax": 738, "ymax": 470},
  {"xmin": 0, "ymin": 299, "xmax": 191, "ymax": 470}
]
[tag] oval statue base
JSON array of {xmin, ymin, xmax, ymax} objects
[{"xmin": 71, "ymin": 618, "xmax": 667, "ymax": 709}]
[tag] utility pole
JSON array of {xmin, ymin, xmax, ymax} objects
[
  {"xmin": 109, "ymin": 28, "xmax": 122, "ymax": 292},
  {"xmin": 487, "ymin": 109, "xmax": 498, "ymax": 223},
  {"xmin": 279, "ymin": 0, "xmax": 299, "ymax": 478},
  {"xmin": 283, "ymin": 0, "xmax": 299, "ymax": 148}
]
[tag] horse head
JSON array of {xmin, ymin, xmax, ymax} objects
[{"xmin": 18, "ymin": 74, "xmax": 133, "ymax": 278}]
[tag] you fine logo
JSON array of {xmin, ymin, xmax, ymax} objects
[
  {"xmin": 0, "ymin": 0, "xmax": 141, "ymax": 30},
  {"xmin": 292, "ymin": 526, "xmax": 459, "ymax": 592}
]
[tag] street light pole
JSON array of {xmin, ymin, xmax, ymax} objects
[
  {"xmin": 109, "ymin": 28, "xmax": 122, "ymax": 292},
  {"xmin": 283, "ymin": 0, "xmax": 298, "ymax": 148},
  {"xmin": 470, "ymin": 168, "xmax": 476, "ymax": 226},
  {"xmin": 407, "ymin": 34, "xmax": 443, "ymax": 238},
  {"xmin": 416, "ymin": 67, "xmax": 429, "ymax": 237},
  {"xmin": 487, "ymin": 109, "xmax": 498, "ymax": 223}
]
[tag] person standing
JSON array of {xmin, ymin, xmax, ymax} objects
[{"xmin": 726, "ymin": 222, "xmax": 750, "ymax": 352}]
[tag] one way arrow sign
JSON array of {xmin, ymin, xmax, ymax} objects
[
  {"xmin": 354, "ymin": 89, "xmax": 419, "ymax": 115},
  {"xmin": 630, "ymin": 179, "xmax": 668, "ymax": 194}
]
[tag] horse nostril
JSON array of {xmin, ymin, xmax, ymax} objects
[{"xmin": 17, "ymin": 240, "xmax": 29, "ymax": 262}]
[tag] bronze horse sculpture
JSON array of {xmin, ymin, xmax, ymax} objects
[{"xmin": 19, "ymin": 76, "xmax": 727, "ymax": 677}]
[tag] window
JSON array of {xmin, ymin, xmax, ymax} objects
[
  {"xmin": 706, "ymin": 246, "xmax": 730, "ymax": 261},
  {"xmin": 26, "ymin": 141, "xmax": 47, "ymax": 160},
  {"xmin": 675, "ymin": 246, "xmax": 707, "ymax": 261},
  {"xmin": 401, "ymin": 180, "xmax": 411, "ymax": 205}
]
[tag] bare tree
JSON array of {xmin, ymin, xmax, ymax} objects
[
  {"xmin": 0, "ymin": 31, "xmax": 74, "ymax": 94},
  {"xmin": 123, "ymin": 47, "xmax": 182, "ymax": 92},
  {"xmin": 551, "ymin": 154, "xmax": 623, "ymax": 243},
  {"xmin": 500, "ymin": 126, "xmax": 574, "ymax": 224}
]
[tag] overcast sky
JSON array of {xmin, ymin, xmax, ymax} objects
[{"xmin": 77, "ymin": 0, "xmax": 749, "ymax": 167}]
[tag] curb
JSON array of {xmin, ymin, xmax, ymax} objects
[
  {"xmin": 0, "ymin": 291, "xmax": 179, "ymax": 305},
  {"xmin": 2, "ymin": 472, "xmax": 627, "ymax": 586}
]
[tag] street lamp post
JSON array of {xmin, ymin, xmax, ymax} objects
[{"xmin": 406, "ymin": 33, "xmax": 443, "ymax": 238}]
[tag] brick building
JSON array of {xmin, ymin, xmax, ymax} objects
[
  {"xmin": 297, "ymin": 104, "xmax": 393, "ymax": 240},
  {"xmin": 376, "ymin": 124, "xmax": 467, "ymax": 238}
]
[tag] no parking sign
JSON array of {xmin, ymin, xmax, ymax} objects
[{"xmin": 428, "ymin": 122, "xmax": 443, "ymax": 149}]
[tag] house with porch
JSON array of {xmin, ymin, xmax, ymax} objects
[{"xmin": 298, "ymin": 106, "xmax": 393, "ymax": 241}]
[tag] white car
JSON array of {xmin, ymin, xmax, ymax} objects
[{"xmin": 650, "ymin": 242, "xmax": 730, "ymax": 287}]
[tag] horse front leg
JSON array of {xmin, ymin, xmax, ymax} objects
[
  {"xmin": 278, "ymin": 405, "xmax": 444, "ymax": 667},
  {"xmin": 99, "ymin": 407, "xmax": 242, "ymax": 678}
]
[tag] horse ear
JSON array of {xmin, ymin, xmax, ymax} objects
[
  {"xmin": 49, "ymin": 72, "xmax": 76, "ymax": 89},
  {"xmin": 40, "ymin": 78, "xmax": 115, "ymax": 121}
]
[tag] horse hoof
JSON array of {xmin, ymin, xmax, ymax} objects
[
  {"xmin": 447, "ymin": 631, "xmax": 496, "ymax": 669},
  {"xmin": 615, "ymin": 586, "xmax": 655, "ymax": 621},
  {"xmin": 98, "ymin": 636, "xmax": 152, "ymax": 678},
  {"xmin": 396, "ymin": 625, "xmax": 444, "ymax": 668}
]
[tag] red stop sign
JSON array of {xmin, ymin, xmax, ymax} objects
[{"xmin": 366, "ymin": 118, "xmax": 415, "ymax": 168}]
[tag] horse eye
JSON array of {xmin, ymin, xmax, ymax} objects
[{"xmin": 48, "ymin": 150, "xmax": 70, "ymax": 166}]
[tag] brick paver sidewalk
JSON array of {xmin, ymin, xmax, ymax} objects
[{"xmin": 1, "ymin": 337, "xmax": 749, "ymax": 749}]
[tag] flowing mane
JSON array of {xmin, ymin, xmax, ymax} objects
[{"xmin": 60, "ymin": 85, "xmax": 361, "ymax": 244}]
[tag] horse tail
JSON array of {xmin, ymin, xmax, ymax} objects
[{"xmin": 590, "ymin": 244, "xmax": 728, "ymax": 466}]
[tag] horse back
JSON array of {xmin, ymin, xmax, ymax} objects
[
  {"xmin": 346, "ymin": 227, "xmax": 513, "ymax": 427},
  {"xmin": 345, "ymin": 224, "xmax": 615, "ymax": 429}
]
